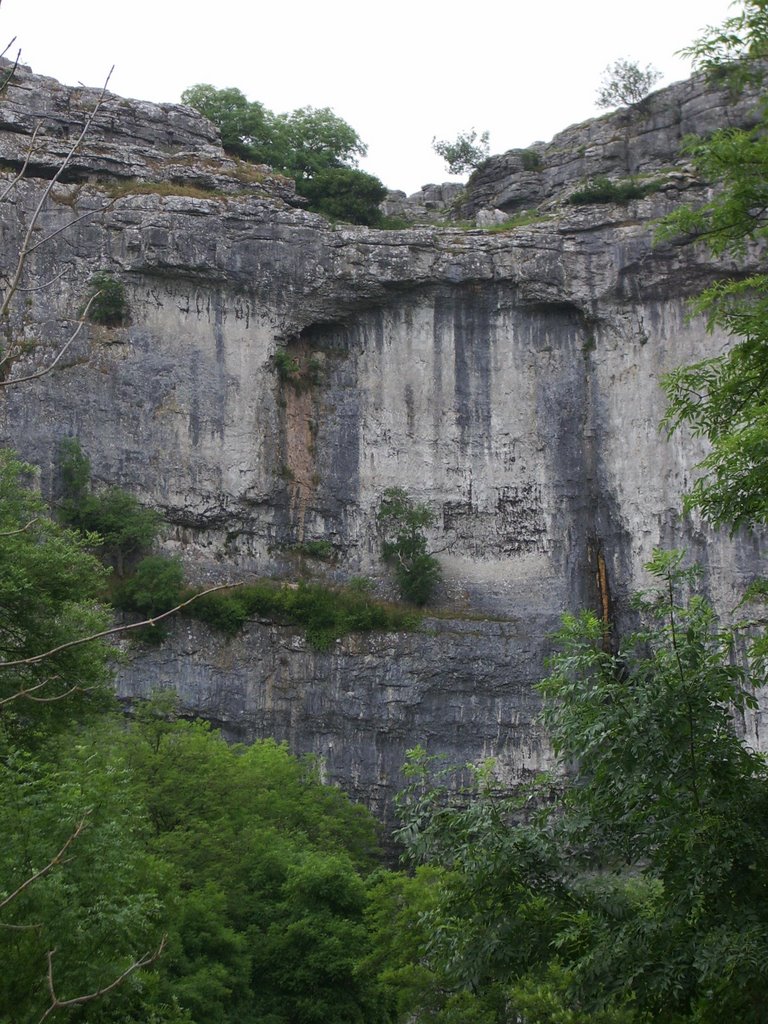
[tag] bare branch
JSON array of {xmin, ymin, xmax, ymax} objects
[
  {"xmin": 26, "ymin": 201, "xmax": 115, "ymax": 256},
  {"xmin": 0, "ymin": 678, "xmax": 90, "ymax": 708},
  {"xmin": 0, "ymin": 122, "xmax": 42, "ymax": 203},
  {"xmin": 0, "ymin": 293, "xmax": 96, "ymax": 386},
  {"xmin": 0, "ymin": 815, "xmax": 89, "ymax": 913},
  {"xmin": 0, "ymin": 580, "xmax": 247, "ymax": 670},
  {"xmin": 0, "ymin": 516, "xmax": 38, "ymax": 536},
  {"xmin": 0, "ymin": 44, "xmax": 19, "ymax": 93},
  {"xmin": 0, "ymin": 67, "xmax": 113, "ymax": 321},
  {"xmin": 40, "ymin": 936, "xmax": 167, "ymax": 1024}
]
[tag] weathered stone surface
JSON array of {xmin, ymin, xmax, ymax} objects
[
  {"xmin": 0, "ymin": 63, "xmax": 764, "ymax": 815},
  {"xmin": 459, "ymin": 67, "xmax": 766, "ymax": 218},
  {"xmin": 0, "ymin": 57, "xmax": 300, "ymax": 203}
]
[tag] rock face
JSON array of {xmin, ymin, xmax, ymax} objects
[{"xmin": 0, "ymin": 60, "xmax": 765, "ymax": 821}]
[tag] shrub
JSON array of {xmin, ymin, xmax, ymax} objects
[
  {"xmin": 596, "ymin": 58, "xmax": 662, "ymax": 109},
  {"xmin": 295, "ymin": 166, "xmax": 386, "ymax": 226},
  {"xmin": 184, "ymin": 578, "xmax": 420, "ymax": 649},
  {"xmin": 85, "ymin": 271, "xmax": 127, "ymax": 326},
  {"xmin": 520, "ymin": 148, "xmax": 542, "ymax": 171},
  {"xmin": 113, "ymin": 555, "xmax": 185, "ymax": 617},
  {"xmin": 432, "ymin": 129, "xmax": 490, "ymax": 175},
  {"xmin": 273, "ymin": 349, "xmax": 301, "ymax": 383},
  {"xmin": 378, "ymin": 487, "xmax": 441, "ymax": 606},
  {"xmin": 568, "ymin": 176, "xmax": 657, "ymax": 205}
]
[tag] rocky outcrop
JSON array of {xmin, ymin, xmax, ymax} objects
[
  {"xmin": 0, "ymin": 61, "xmax": 764, "ymax": 819},
  {"xmin": 459, "ymin": 65, "xmax": 766, "ymax": 219}
]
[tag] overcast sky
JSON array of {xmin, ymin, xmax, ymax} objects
[{"xmin": 2, "ymin": 0, "xmax": 736, "ymax": 195}]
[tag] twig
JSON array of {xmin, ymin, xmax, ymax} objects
[
  {"xmin": 39, "ymin": 936, "xmax": 167, "ymax": 1024},
  {"xmin": 0, "ymin": 516, "xmax": 38, "ymax": 536},
  {"xmin": 0, "ymin": 293, "xmax": 96, "ymax": 386},
  {"xmin": 0, "ymin": 816, "xmax": 89, "ymax": 912},
  {"xmin": 0, "ymin": 67, "xmax": 113, "ymax": 321},
  {"xmin": 0, "ymin": 580, "xmax": 247, "ymax": 670}
]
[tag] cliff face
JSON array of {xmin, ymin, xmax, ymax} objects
[{"xmin": 0, "ymin": 61, "xmax": 764, "ymax": 819}]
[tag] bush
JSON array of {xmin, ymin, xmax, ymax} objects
[
  {"xmin": 114, "ymin": 555, "xmax": 185, "ymax": 617},
  {"xmin": 432, "ymin": 129, "xmax": 490, "ymax": 175},
  {"xmin": 568, "ymin": 176, "xmax": 657, "ymax": 205},
  {"xmin": 378, "ymin": 488, "xmax": 441, "ymax": 606},
  {"xmin": 596, "ymin": 58, "xmax": 661, "ymax": 109},
  {"xmin": 295, "ymin": 166, "xmax": 387, "ymax": 226},
  {"xmin": 520, "ymin": 148, "xmax": 542, "ymax": 171},
  {"xmin": 184, "ymin": 578, "xmax": 420, "ymax": 649},
  {"xmin": 85, "ymin": 271, "xmax": 127, "ymax": 326}
]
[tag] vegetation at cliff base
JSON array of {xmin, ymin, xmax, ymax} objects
[
  {"xmin": 181, "ymin": 84, "xmax": 386, "ymax": 226},
  {"xmin": 388, "ymin": 551, "xmax": 768, "ymax": 1023}
]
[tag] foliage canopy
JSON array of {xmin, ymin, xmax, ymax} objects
[
  {"xmin": 432, "ymin": 128, "xmax": 490, "ymax": 175},
  {"xmin": 181, "ymin": 84, "xmax": 385, "ymax": 225},
  {"xmin": 595, "ymin": 58, "xmax": 661, "ymax": 108}
]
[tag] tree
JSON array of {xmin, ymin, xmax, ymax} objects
[
  {"xmin": 378, "ymin": 488, "xmax": 441, "ymax": 605},
  {"xmin": 656, "ymin": 1, "xmax": 768, "ymax": 528},
  {"xmin": 180, "ymin": 84, "xmax": 278, "ymax": 164},
  {"xmin": 275, "ymin": 105, "xmax": 367, "ymax": 178},
  {"xmin": 595, "ymin": 58, "xmax": 661, "ymax": 109},
  {"xmin": 431, "ymin": 128, "xmax": 490, "ymax": 175},
  {"xmin": 295, "ymin": 166, "xmax": 387, "ymax": 226},
  {"xmin": 59, "ymin": 439, "xmax": 161, "ymax": 575},
  {"xmin": 181, "ymin": 85, "xmax": 385, "ymax": 225},
  {"xmin": 396, "ymin": 551, "xmax": 768, "ymax": 1022}
]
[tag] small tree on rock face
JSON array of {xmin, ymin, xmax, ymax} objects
[
  {"xmin": 432, "ymin": 128, "xmax": 490, "ymax": 175},
  {"xmin": 596, "ymin": 58, "xmax": 661, "ymax": 109},
  {"xmin": 378, "ymin": 487, "xmax": 441, "ymax": 605}
]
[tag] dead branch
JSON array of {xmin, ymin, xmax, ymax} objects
[
  {"xmin": 0, "ymin": 580, "xmax": 247, "ymax": 670},
  {"xmin": 39, "ymin": 936, "xmax": 167, "ymax": 1024},
  {"xmin": 0, "ymin": 678, "xmax": 89, "ymax": 708},
  {"xmin": 0, "ymin": 516, "xmax": 38, "ymax": 536},
  {"xmin": 0, "ymin": 815, "xmax": 89, "ymax": 913},
  {"xmin": 0, "ymin": 292, "xmax": 97, "ymax": 386},
  {"xmin": 0, "ymin": 67, "xmax": 113, "ymax": 322},
  {"xmin": 0, "ymin": 122, "xmax": 42, "ymax": 203}
]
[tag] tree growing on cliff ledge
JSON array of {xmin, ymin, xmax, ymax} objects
[
  {"xmin": 431, "ymin": 127, "xmax": 490, "ymax": 175},
  {"xmin": 657, "ymin": 0, "xmax": 768, "ymax": 530},
  {"xmin": 378, "ymin": 488, "xmax": 441, "ymax": 605},
  {"xmin": 595, "ymin": 58, "xmax": 661, "ymax": 109},
  {"xmin": 181, "ymin": 84, "xmax": 386, "ymax": 226}
]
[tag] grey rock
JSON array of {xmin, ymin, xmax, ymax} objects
[{"xmin": 0, "ymin": 60, "xmax": 764, "ymax": 816}]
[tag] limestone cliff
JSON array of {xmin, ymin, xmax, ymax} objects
[{"xmin": 0, "ymin": 60, "xmax": 764, "ymax": 820}]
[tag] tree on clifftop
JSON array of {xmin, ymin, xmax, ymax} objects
[
  {"xmin": 181, "ymin": 84, "xmax": 386, "ymax": 225},
  {"xmin": 595, "ymin": 58, "xmax": 661, "ymax": 108}
]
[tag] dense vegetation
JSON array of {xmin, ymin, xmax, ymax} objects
[
  {"xmin": 2, "ymin": 3, "xmax": 768, "ymax": 1021},
  {"xmin": 180, "ymin": 84, "xmax": 386, "ymax": 226}
]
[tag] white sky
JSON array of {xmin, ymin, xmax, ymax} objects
[{"xmin": 2, "ymin": 0, "xmax": 736, "ymax": 195}]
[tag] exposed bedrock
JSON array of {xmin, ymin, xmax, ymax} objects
[{"xmin": 0, "ymin": 61, "xmax": 764, "ymax": 816}]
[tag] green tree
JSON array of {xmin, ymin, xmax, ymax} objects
[
  {"xmin": 396, "ymin": 552, "xmax": 768, "ymax": 1023},
  {"xmin": 109, "ymin": 697, "xmax": 386, "ymax": 1024},
  {"xmin": 0, "ymin": 453, "xmax": 167, "ymax": 1022},
  {"xmin": 181, "ymin": 85, "xmax": 385, "ymax": 225},
  {"xmin": 58, "ymin": 440, "xmax": 161, "ymax": 576},
  {"xmin": 595, "ymin": 58, "xmax": 661, "ymax": 109},
  {"xmin": 656, "ymin": 0, "xmax": 768, "ymax": 529},
  {"xmin": 0, "ymin": 450, "xmax": 113, "ymax": 729},
  {"xmin": 432, "ymin": 128, "xmax": 490, "ymax": 175},
  {"xmin": 275, "ymin": 105, "xmax": 367, "ymax": 178},
  {"xmin": 295, "ymin": 166, "xmax": 387, "ymax": 227},
  {"xmin": 180, "ymin": 84, "xmax": 278, "ymax": 164},
  {"xmin": 378, "ymin": 487, "xmax": 441, "ymax": 605}
]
